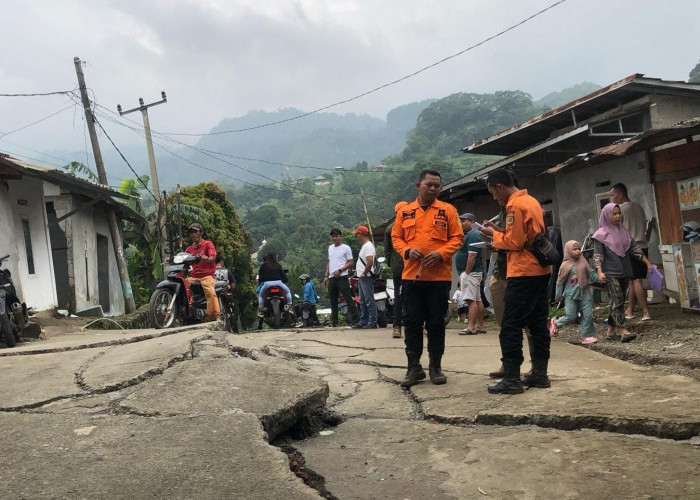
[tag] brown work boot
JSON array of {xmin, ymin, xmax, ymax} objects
[
  {"xmin": 392, "ymin": 326, "xmax": 402, "ymax": 338},
  {"xmin": 488, "ymin": 364, "xmax": 505, "ymax": 379}
]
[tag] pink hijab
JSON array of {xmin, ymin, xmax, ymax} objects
[
  {"xmin": 557, "ymin": 240, "xmax": 590, "ymax": 287},
  {"xmin": 592, "ymin": 203, "xmax": 631, "ymax": 257}
]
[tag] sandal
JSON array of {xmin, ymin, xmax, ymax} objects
[
  {"xmin": 548, "ymin": 317, "xmax": 558, "ymax": 337},
  {"xmin": 581, "ymin": 337, "xmax": 598, "ymax": 345},
  {"xmin": 606, "ymin": 333, "xmax": 621, "ymax": 341},
  {"xmin": 459, "ymin": 328, "xmax": 477, "ymax": 335},
  {"xmin": 621, "ymin": 332, "xmax": 638, "ymax": 343},
  {"xmin": 476, "ymin": 329, "xmax": 488, "ymax": 334}
]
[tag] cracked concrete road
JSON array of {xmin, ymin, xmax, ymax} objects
[{"xmin": 1, "ymin": 322, "xmax": 699, "ymax": 499}]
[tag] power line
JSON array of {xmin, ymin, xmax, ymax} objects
[
  {"xmin": 0, "ymin": 89, "xmax": 78, "ymax": 97},
  {"xmin": 92, "ymin": 117, "xmax": 158, "ymax": 203},
  {"xmin": 0, "ymin": 103, "xmax": 77, "ymax": 138},
  {"xmin": 154, "ymin": 0, "xmax": 568, "ymax": 137}
]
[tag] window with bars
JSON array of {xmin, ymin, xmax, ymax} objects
[{"xmin": 21, "ymin": 218, "xmax": 35, "ymax": 275}]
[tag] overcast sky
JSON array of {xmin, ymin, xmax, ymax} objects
[{"xmin": 1, "ymin": 0, "xmax": 699, "ymax": 169}]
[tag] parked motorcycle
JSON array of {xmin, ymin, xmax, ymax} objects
[
  {"xmin": 148, "ymin": 252, "xmax": 236, "ymax": 331},
  {"xmin": 258, "ymin": 284, "xmax": 294, "ymax": 329},
  {"xmin": 0, "ymin": 254, "xmax": 28, "ymax": 347},
  {"xmin": 293, "ymin": 294, "xmax": 319, "ymax": 327}
]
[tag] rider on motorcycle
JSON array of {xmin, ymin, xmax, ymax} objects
[
  {"xmin": 215, "ymin": 255, "xmax": 237, "ymax": 290},
  {"xmin": 299, "ymin": 273, "xmax": 320, "ymax": 326},
  {"xmin": 185, "ymin": 223, "xmax": 219, "ymax": 321},
  {"xmin": 257, "ymin": 252, "xmax": 293, "ymax": 314}
]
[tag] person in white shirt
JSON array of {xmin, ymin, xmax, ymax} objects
[
  {"xmin": 352, "ymin": 225, "xmax": 378, "ymax": 329},
  {"xmin": 324, "ymin": 228, "xmax": 359, "ymax": 327}
]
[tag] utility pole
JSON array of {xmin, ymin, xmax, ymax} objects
[
  {"xmin": 73, "ymin": 57, "xmax": 136, "ymax": 313},
  {"xmin": 360, "ymin": 189, "xmax": 375, "ymax": 246},
  {"xmin": 117, "ymin": 91, "xmax": 168, "ymax": 264},
  {"xmin": 117, "ymin": 92, "xmax": 167, "ymax": 204}
]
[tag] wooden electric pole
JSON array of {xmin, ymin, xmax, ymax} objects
[{"xmin": 73, "ymin": 57, "xmax": 136, "ymax": 313}]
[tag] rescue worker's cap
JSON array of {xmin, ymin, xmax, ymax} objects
[
  {"xmin": 188, "ymin": 223, "xmax": 203, "ymax": 232},
  {"xmin": 394, "ymin": 201, "xmax": 408, "ymax": 213},
  {"xmin": 352, "ymin": 225, "xmax": 370, "ymax": 235},
  {"xmin": 299, "ymin": 274, "xmax": 310, "ymax": 281},
  {"xmin": 459, "ymin": 213, "xmax": 476, "ymax": 222}
]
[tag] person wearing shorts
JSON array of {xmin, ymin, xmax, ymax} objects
[{"xmin": 456, "ymin": 213, "xmax": 485, "ymax": 335}]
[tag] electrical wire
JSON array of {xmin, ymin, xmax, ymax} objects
[
  {"xmin": 0, "ymin": 103, "xmax": 77, "ymax": 138},
  {"xmin": 153, "ymin": 0, "xmax": 568, "ymax": 137},
  {"xmin": 93, "ymin": 107, "xmax": 396, "ymax": 214},
  {"xmin": 0, "ymin": 89, "xmax": 78, "ymax": 97},
  {"xmin": 92, "ymin": 117, "xmax": 159, "ymax": 203}
]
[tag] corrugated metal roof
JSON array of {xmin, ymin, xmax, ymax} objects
[
  {"xmin": 461, "ymin": 74, "xmax": 700, "ymax": 157},
  {"xmin": 0, "ymin": 153, "xmax": 143, "ymax": 223},
  {"xmin": 545, "ymin": 118, "xmax": 700, "ymax": 174}
]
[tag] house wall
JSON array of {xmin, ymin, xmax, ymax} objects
[
  {"xmin": 6, "ymin": 177, "xmax": 57, "ymax": 310},
  {"xmin": 555, "ymin": 152, "xmax": 661, "ymax": 263},
  {"xmin": 649, "ymin": 95, "xmax": 700, "ymax": 129},
  {"xmin": 0, "ymin": 182, "xmax": 24, "ymax": 300}
]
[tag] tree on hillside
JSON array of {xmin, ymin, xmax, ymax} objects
[
  {"xmin": 179, "ymin": 183, "xmax": 257, "ymax": 328},
  {"xmin": 403, "ymin": 91, "xmax": 546, "ymax": 160},
  {"xmin": 690, "ymin": 60, "xmax": 700, "ymax": 83}
]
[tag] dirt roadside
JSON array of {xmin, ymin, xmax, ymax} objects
[{"xmin": 552, "ymin": 300, "xmax": 700, "ymax": 381}]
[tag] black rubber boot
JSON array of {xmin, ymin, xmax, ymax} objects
[
  {"xmin": 521, "ymin": 359, "xmax": 551, "ymax": 388},
  {"xmin": 488, "ymin": 364, "xmax": 505, "ymax": 379},
  {"xmin": 487, "ymin": 361, "xmax": 524, "ymax": 394},
  {"xmin": 400, "ymin": 352, "xmax": 426, "ymax": 388},
  {"xmin": 428, "ymin": 356, "xmax": 447, "ymax": 385}
]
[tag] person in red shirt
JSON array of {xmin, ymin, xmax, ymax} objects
[{"xmin": 185, "ymin": 223, "xmax": 220, "ymax": 321}]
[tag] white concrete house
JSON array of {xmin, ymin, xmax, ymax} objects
[{"xmin": 0, "ymin": 154, "xmax": 141, "ymax": 315}]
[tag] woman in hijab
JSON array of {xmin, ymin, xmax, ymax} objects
[
  {"xmin": 593, "ymin": 203, "xmax": 652, "ymax": 342},
  {"xmin": 550, "ymin": 240, "xmax": 599, "ymax": 344}
]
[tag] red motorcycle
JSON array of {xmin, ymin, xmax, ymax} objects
[{"xmin": 148, "ymin": 252, "xmax": 236, "ymax": 331}]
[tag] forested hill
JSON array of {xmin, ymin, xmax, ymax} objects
[{"xmin": 165, "ymin": 101, "xmax": 435, "ymax": 185}]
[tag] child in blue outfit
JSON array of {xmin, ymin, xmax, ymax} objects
[
  {"xmin": 550, "ymin": 240, "xmax": 599, "ymax": 344},
  {"xmin": 299, "ymin": 274, "xmax": 320, "ymax": 326}
]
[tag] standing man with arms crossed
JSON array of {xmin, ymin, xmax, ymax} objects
[
  {"xmin": 353, "ymin": 225, "xmax": 378, "ymax": 329},
  {"xmin": 185, "ymin": 223, "xmax": 220, "ymax": 322},
  {"xmin": 610, "ymin": 183, "xmax": 652, "ymax": 321},
  {"xmin": 455, "ymin": 213, "xmax": 486, "ymax": 336},
  {"xmin": 392, "ymin": 170, "xmax": 464, "ymax": 387},
  {"xmin": 385, "ymin": 201, "xmax": 407, "ymax": 338},
  {"xmin": 324, "ymin": 228, "xmax": 360, "ymax": 327},
  {"xmin": 479, "ymin": 168, "xmax": 551, "ymax": 395}
]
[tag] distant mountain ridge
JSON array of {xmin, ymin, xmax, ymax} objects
[
  {"xmin": 534, "ymin": 82, "xmax": 602, "ymax": 109},
  {"xmin": 60, "ymin": 83, "xmax": 602, "ymax": 188}
]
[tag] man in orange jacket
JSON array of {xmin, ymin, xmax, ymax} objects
[
  {"xmin": 392, "ymin": 170, "xmax": 464, "ymax": 387},
  {"xmin": 479, "ymin": 168, "xmax": 551, "ymax": 394}
]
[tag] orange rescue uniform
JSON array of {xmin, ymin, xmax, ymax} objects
[
  {"xmin": 391, "ymin": 198, "xmax": 464, "ymax": 282},
  {"xmin": 491, "ymin": 189, "xmax": 551, "ymax": 278}
]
